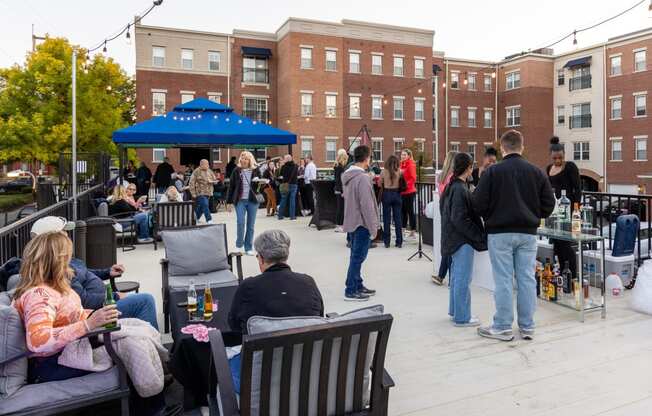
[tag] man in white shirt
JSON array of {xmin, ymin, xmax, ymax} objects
[{"xmin": 303, "ymin": 155, "xmax": 317, "ymax": 215}]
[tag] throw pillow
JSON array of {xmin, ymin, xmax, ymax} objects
[
  {"xmin": 0, "ymin": 304, "xmax": 28, "ymax": 399},
  {"xmin": 162, "ymin": 224, "xmax": 229, "ymax": 276}
]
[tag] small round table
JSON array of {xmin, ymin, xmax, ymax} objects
[{"xmin": 114, "ymin": 281, "xmax": 140, "ymax": 293}]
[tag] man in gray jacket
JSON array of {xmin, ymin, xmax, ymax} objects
[{"xmin": 342, "ymin": 145, "xmax": 378, "ymax": 301}]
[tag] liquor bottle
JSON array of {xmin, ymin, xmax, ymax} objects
[
  {"xmin": 573, "ymin": 278, "xmax": 581, "ymax": 309},
  {"xmin": 104, "ymin": 284, "xmax": 117, "ymax": 329},
  {"xmin": 548, "ymin": 265, "xmax": 558, "ymax": 302},
  {"xmin": 542, "ymin": 259, "xmax": 553, "ymax": 301},
  {"xmin": 203, "ymin": 283, "xmax": 213, "ymax": 320},
  {"xmin": 559, "ymin": 190, "xmax": 571, "ymax": 224},
  {"xmin": 553, "ymin": 256, "xmax": 561, "ymax": 276},
  {"xmin": 187, "ymin": 280, "xmax": 197, "ymax": 318},
  {"xmin": 571, "ymin": 203, "xmax": 582, "ymax": 235},
  {"xmin": 561, "ymin": 261, "xmax": 572, "ymax": 295}
]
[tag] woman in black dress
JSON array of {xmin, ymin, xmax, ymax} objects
[
  {"xmin": 547, "ymin": 136, "xmax": 582, "ymax": 291},
  {"xmin": 333, "ymin": 149, "xmax": 348, "ymax": 232}
]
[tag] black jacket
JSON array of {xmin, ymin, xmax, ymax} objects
[
  {"xmin": 108, "ymin": 199, "xmax": 137, "ymax": 216},
  {"xmin": 441, "ymin": 179, "xmax": 487, "ymax": 256},
  {"xmin": 473, "ymin": 154, "xmax": 555, "ymax": 235},
  {"xmin": 547, "ymin": 161, "xmax": 582, "ymax": 205},
  {"xmin": 228, "ymin": 263, "xmax": 324, "ymax": 334},
  {"xmin": 279, "ymin": 161, "xmax": 298, "ymax": 185},
  {"xmin": 334, "ymin": 164, "xmax": 345, "ymax": 193},
  {"xmin": 153, "ymin": 162, "xmax": 175, "ymax": 188},
  {"xmin": 226, "ymin": 167, "xmax": 261, "ymax": 204}
]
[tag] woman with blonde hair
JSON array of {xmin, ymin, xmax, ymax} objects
[
  {"xmin": 432, "ymin": 150, "xmax": 458, "ymax": 285},
  {"xmin": 226, "ymin": 151, "xmax": 261, "ymax": 255},
  {"xmin": 108, "ymin": 184, "xmax": 154, "ymax": 244},
  {"xmin": 159, "ymin": 185, "xmax": 184, "ymax": 203},
  {"xmin": 333, "ymin": 149, "xmax": 349, "ymax": 232}
]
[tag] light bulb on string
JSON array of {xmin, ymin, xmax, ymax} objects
[
  {"xmin": 383, "ymin": 99, "xmax": 388, "ymax": 105},
  {"xmin": 305, "ymin": 117, "xmax": 310, "ymax": 122},
  {"xmin": 106, "ymin": 85, "xmax": 112, "ymax": 91},
  {"xmin": 572, "ymin": 30, "xmax": 578, "ymax": 46},
  {"xmin": 442, "ymin": 82, "xmax": 447, "ymax": 88},
  {"xmin": 268, "ymin": 120, "xmax": 272, "ymax": 125},
  {"xmin": 286, "ymin": 119, "xmax": 291, "ymax": 124},
  {"xmin": 125, "ymin": 24, "xmax": 132, "ymax": 45},
  {"xmin": 226, "ymin": 117, "xmax": 230, "ymax": 122},
  {"xmin": 417, "ymin": 88, "xmax": 422, "ymax": 94},
  {"xmin": 102, "ymin": 41, "xmax": 107, "ymax": 53},
  {"xmin": 141, "ymin": 105, "xmax": 146, "ymax": 110},
  {"xmin": 463, "ymin": 78, "xmax": 468, "ymax": 85},
  {"xmin": 491, "ymin": 72, "xmax": 496, "ymax": 79}
]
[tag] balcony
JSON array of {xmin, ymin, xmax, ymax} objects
[
  {"xmin": 569, "ymin": 75, "xmax": 591, "ymax": 91},
  {"xmin": 242, "ymin": 68, "xmax": 269, "ymax": 84},
  {"xmin": 569, "ymin": 114, "xmax": 592, "ymax": 129},
  {"xmin": 242, "ymin": 110, "xmax": 269, "ymax": 124}
]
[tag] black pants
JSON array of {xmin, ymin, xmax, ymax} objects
[
  {"xmin": 401, "ymin": 193, "xmax": 417, "ymax": 231},
  {"xmin": 303, "ymin": 183, "xmax": 314, "ymax": 214},
  {"xmin": 438, "ymin": 255, "xmax": 451, "ymax": 278},
  {"xmin": 552, "ymin": 239, "xmax": 577, "ymax": 293},
  {"xmin": 335, "ymin": 193, "xmax": 345, "ymax": 226}
]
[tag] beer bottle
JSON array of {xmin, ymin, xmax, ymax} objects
[
  {"xmin": 187, "ymin": 280, "xmax": 197, "ymax": 318},
  {"xmin": 204, "ymin": 283, "xmax": 213, "ymax": 320},
  {"xmin": 104, "ymin": 283, "xmax": 117, "ymax": 329}
]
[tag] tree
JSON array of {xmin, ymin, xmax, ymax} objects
[{"xmin": 0, "ymin": 37, "xmax": 135, "ymax": 166}]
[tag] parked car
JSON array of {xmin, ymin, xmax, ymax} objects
[{"xmin": 0, "ymin": 177, "xmax": 33, "ymax": 193}]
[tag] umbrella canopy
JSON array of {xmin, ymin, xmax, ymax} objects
[{"xmin": 113, "ymin": 98, "xmax": 296, "ymax": 146}]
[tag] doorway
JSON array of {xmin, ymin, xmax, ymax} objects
[{"xmin": 180, "ymin": 147, "xmax": 210, "ymax": 169}]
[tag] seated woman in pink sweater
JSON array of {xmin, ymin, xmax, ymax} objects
[{"xmin": 13, "ymin": 231, "xmax": 118, "ymax": 382}]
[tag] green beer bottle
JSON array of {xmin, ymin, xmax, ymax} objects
[{"xmin": 104, "ymin": 283, "xmax": 117, "ymax": 329}]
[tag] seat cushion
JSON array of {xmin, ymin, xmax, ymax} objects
[
  {"xmin": 169, "ymin": 269, "xmax": 238, "ymax": 290},
  {"xmin": 0, "ymin": 367, "xmax": 120, "ymax": 414},
  {"xmin": 6, "ymin": 275, "xmax": 20, "ymax": 292},
  {"xmin": 162, "ymin": 225, "xmax": 229, "ymax": 276},
  {"xmin": 0, "ymin": 304, "xmax": 28, "ymax": 399}
]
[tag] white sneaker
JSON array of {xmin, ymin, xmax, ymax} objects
[
  {"xmin": 137, "ymin": 237, "xmax": 154, "ymax": 244},
  {"xmin": 334, "ymin": 226, "xmax": 344, "ymax": 233},
  {"xmin": 245, "ymin": 250, "xmax": 256, "ymax": 256},
  {"xmin": 453, "ymin": 317, "xmax": 481, "ymax": 327},
  {"xmin": 232, "ymin": 247, "xmax": 244, "ymax": 254},
  {"xmin": 206, "ymin": 220, "xmax": 214, "ymax": 225}
]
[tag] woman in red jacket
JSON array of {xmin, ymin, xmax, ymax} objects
[{"xmin": 400, "ymin": 149, "xmax": 418, "ymax": 240}]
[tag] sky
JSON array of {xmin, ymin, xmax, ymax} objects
[{"xmin": 0, "ymin": 0, "xmax": 651, "ymax": 73}]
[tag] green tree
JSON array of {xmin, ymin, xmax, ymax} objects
[{"xmin": 0, "ymin": 37, "xmax": 134, "ymax": 166}]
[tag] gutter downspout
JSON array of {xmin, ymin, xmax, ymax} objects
[
  {"xmin": 434, "ymin": 74, "xmax": 439, "ymax": 169},
  {"xmin": 227, "ymin": 34, "xmax": 232, "ymax": 161},
  {"xmin": 445, "ymin": 60, "xmax": 449, "ymax": 154},
  {"xmin": 494, "ymin": 64, "xmax": 499, "ymax": 143},
  {"xmin": 602, "ymin": 44, "xmax": 608, "ymax": 192}
]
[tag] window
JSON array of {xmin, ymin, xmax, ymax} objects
[
  {"xmin": 152, "ymin": 46, "xmax": 165, "ymax": 67},
  {"xmin": 243, "ymin": 97, "xmax": 268, "ymax": 123},
  {"xmin": 393, "ymin": 97, "xmax": 404, "ymax": 120},
  {"xmin": 414, "ymin": 99, "xmax": 425, "ymax": 121},
  {"xmin": 468, "ymin": 108, "xmax": 476, "ymax": 127},
  {"xmin": 611, "ymin": 139, "xmax": 622, "ymax": 161},
  {"xmin": 181, "ymin": 49, "xmax": 193, "ymax": 70},
  {"xmin": 372, "ymin": 139, "xmax": 383, "ymax": 161},
  {"xmin": 301, "ymin": 93, "xmax": 313, "ymax": 116},
  {"xmin": 208, "ymin": 51, "xmax": 221, "ymax": 71},
  {"xmin": 349, "ymin": 95, "xmax": 361, "ymax": 118},
  {"xmin": 468, "ymin": 144, "xmax": 476, "ymax": 161},
  {"xmin": 468, "ymin": 73, "xmax": 477, "ymax": 90},
  {"xmin": 152, "ymin": 148, "xmax": 166, "ymax": 163},
  {"xmin": 326, "ymin": 94, "xmax": 337, "ymax": 117},
  {"xmin": 372, "ymin": 54, "xmax": 382, "ymax": 75},
  {"xmin": 569, "ymin": 66, "xmax": 591, "ymax": 91},
  {"xmin": 393, "ymin": 139, "xmax": 404, "ymax": 156},
  {"xmin": 635, "ymin": 93, "xmax": 647, "ymax": 117},
  {"xmin": 301, "ymin": 137, "xmax": 313, "ymax": 159},
  {"xmin": 506, "ymin": 71, "xmax": 521, "ymax": 90},
  {"xmin": 450, "ymin": 72, "xmax": 459, "ymax": 89},
  {"xmin": 610, "ymin": 56, "xmax": 622, "ymax": 76},
  {"xmin": 243, "ymin": 56, "xmax": 269, "ymax": 83},
  {"xmin": 414, "ymin": 58, "xmax": 425, "ymax": 78},
  {"xmin": 349, "ymin": 52, "xmax": 360, "ymax": 73},
  {"xmin": 484, "ymin": 109, "xmax": 492, "ymax": 128},
  {"xmin": 610, "ymin": 97, "xmax": 622, "ymax": 119},
  {"xmin": 152, "ymin": 92, "xmax": 166, "ymax": 116},
  {"xmin": 300, "ymin": 48, "xmax": 312, "ymax": 69},
  {"xmin": 557, "ymin": 69, "xmax": 565, "ymax": 86},
  {"xmin": 573, "ymin": 142, "xmax": 590, "ymax": 161},
  {"xmin": 451, "ymin": 107, "xmax": 460, "ymax": 127},
  {"xmin": 207, "ymin": 94, "xmax": 221, "ymax": 103},
  {"xmin": 451, "ymin": 143, "xmax": 460, "ymax": 153},
  {"xmin": 372, "ymin": 96, "xmax": 383, "ymax": 119},
  {"xmin": 325, "ymin": 138, "xmax": 338, "ymax": 162},
  {"xmin": 636, "ymin": 137, "xmax": 647, "ymax": 161},
  {"xmin": 635, "ymin": 50, "xmax": 646, "ymax": 72},
  {"xmin": 181, "ymin": 93, "xmax": 194, "ymax": 104},
  {"xmin": 557, "ymin": 105, "xmax": 565, "ymax": 125},
  {"xmin": 484, "ymin": 74, "xmax": 492, "ymax": 91},
  {"xmin": 325, "ymin": 50, "xmax": 337, "ymax": 71},
  {"xmin": 570, "ymin": 103, "xmax": 591, "ymax": 129},
  {"xmin": 506, "ymin": 106, "xmax": 521, "ymax": 127},
  {"xmin": 393, "ymin": 56, "xmax": 404, "ymax": 76}
]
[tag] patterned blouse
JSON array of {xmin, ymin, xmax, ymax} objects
[{"xmin": 13, "ymin": 285, "xmax": 91, "ymax": 357}]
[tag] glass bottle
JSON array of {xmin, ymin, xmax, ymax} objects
[
  {"xmin": 204, "ymin": 282, "xmax": 213, "ymax": 320},
  {"xmin": 572, "ymin": 203, "xmax": 582, "ymax": 235},
  {"xmin": 561, "ymin": 261, "xmax": 572, "ymax": 296},
  {"xmin": 104, "ymin": 283, "xmax": 117, "ymax": 329},
  {"xmin": 559, "ymin": 190, "xmax": 571, "ymax": 225},
  {"xmin": 187, "ymin": 280, "xmax": 197, "ymax": 318},
  {"xmin": 542, "ymin": 259, "xmax": 552, "ymax": 301}
]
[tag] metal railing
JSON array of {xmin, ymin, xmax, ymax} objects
[
  {"xmin": 242, "ymin": 68, "xmax": 269, "ymax": 84},
  {"xmin": 569, "ymin": 114, "xmax": 592, "ymax": 129},
  {"xmin": 569, "ymin": 75, "xmax": 592, "ymax": 91}
]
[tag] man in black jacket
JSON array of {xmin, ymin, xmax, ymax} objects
[
  {"xmin": 153, "ymin": 156, "xmax": 175, "ymax": 194},
  {"xmin": 278, "ymin": 154, "xmax": 300, "ymax": 220},
  {"xmin": 472, "ymin": 130, "xmax": 555, "ymax": 342}
]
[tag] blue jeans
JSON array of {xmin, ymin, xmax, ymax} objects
[
  {"xmin": 278, "ymin": 184, "xmax": 298, "ymax": 219},
  {"xmin": 345, "ymin": 226, "xmax": 370, "ymax": 295},
  {"xmin": 449, "ymin": 244, "xmax": 474, "ymax": 324},
  {"xmin": 116, "ymin": 293, "xmax": 158, "ymax": 330},
  {"xmin": 382, "ymin": 190, "xmax": 403, "ymax": 247},
  {"xmin": 195, "ymin": 195, "xmax": 212, "ymax": 222},
  {"xmin": 488, "ymin": 233, "xmax": 538, "ymax": 331},
  {"xmin": 235, "ymin": 199, "xmax": 258, "ymax": 251},
  {"xmin": 134, "ymin": 212, "xmax": 150, "ymax": 239}
]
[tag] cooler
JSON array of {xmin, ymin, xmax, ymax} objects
[{"xmin": 583, "ymin": 250, "xmax": 635, "ymax": 287}]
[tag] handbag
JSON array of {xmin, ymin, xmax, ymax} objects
[
  {"xmin": 280, "ymin": 183, "xmax": 290, "ymax": 194},
  {"xmin": 398, "ymin": 173, "xmax": 408, "ymax": 193}
]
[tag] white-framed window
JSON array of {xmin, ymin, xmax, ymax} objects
[
  {"xmin": 557, "ymin": 105, "xmax": 565, "ymax": 125},
  {"xmin": 610, "ymin": 138, "xmax": 622, "ymax": 161},
  {"xmin": 468, "ymin": 108, "xmax": 476, "ymax": 128},
  {"xmin": 181, "ymin": 49, "xmax": 194, "ymax": 70},
  {"xmin": 414, "ymin": 58, "xmax": 425, "ymax": 78},
  {"xmin": 506, "ymin": 71, "xmax": 521, "ymax": 90},
  {"xmin": 181, "ymin": 93, "xmax": 194, "ymax": 104},
  {"xmin": 393, "ymin": 56, "xmax": 404, "ymax": 76},
  {"xmin": 393, "ymin": 97, "xmax": 404, "ymax": 120},
  {"xmin": 152, "ymin": 148, "xmax": 166, "ymax": 163},
  {"xmin": 635, "ymin": 93, "xmax": 647, "ymax": 117},
  {"xmin": 325, "ymin": 137, "xmax": 338, "ymax": 162},
  {"xmin": 450, "ymin": 143, "xmax": 460, "ymax": 152},
  {"xmin": 610, "ymin": 55, "xmax": 622, "ymax": 76},
  {"xmin": 152, "ymin": 46, "xmax": 165, "ymax": 67},
  {"xmin": 243, "ymin": 56, "xmax": 269, "ymax": 83},
  {"xmin": 571, "ymin": 103, "xmax": 591, "ymax": 128},
  {"xmin": 207, "ymin": 93, "xmax": 222, "ymax": 103},
  {"xmin": 349, "ymin": 95, "xmax": 361, "ymax": 118},
  {"xmin": 415, "ymin": 138, "xmax": 426, "ymax": 153},
  {"xmin": 414, "ymin": 99, "xmax": 425, "ymax": 121},
  {"xmin": 300, "ymin": 47, "xmax": 313, "ymax": 69},
  {"xmin": 393, "ymin": 138, "xmax": 404, "ymax": 156},
  {"xmin": 301, "ymin": 93, "xmax": 313, "ymax": 116},
  {"xmin": 326, "ymin": 94, "xmax": 337, "ymax": 118},
  {"xmin": 301, "ymin": 136, "xmax": 314, "ymax": 159},
  {"xmin": 243, "ymin": 97, "xmax": 268, "ymax": 123},
  {"xmin": 450, "ymin": 72, "xmax": 459, "ymax": 89},
  {"xmin": 506, "ymin": 105, "xmax": 521, "ymax": 127},
  {"xmin": 349, "ymin": 52, "xmax": 361, "ymax": 73},
  {"xmin": 212, "ymin": 147, "xmax": 221, "ymax": 162},
  {"xmin": 557, "ymin": 69, "xmax": 565, "ymax": 86},
  {"xmin": 372, "ymin": 54, "xmax": 383, "ymax": 75},
  {"xmin": 372, "ymin": 96, "xmax": 383, "ymax": 119},
  {"xmin": 208, "ymin": 51, "xmax": 221, "ymax": 71},
  {"xmin": 484, "ymin": 74, "xmax": 492, "ymax": 91},
  {"xmin": 610, "ymin": 97, "xmax": 622, "ymax": 119},
  {"xmin": 451, "ymin": 107, "xmax": 460, "ymax": 127},
  {"xmin": 573, "ymin": 142, "xmax": 590, "ymax": 161},
  {"xmin": 484, "ymin": 109, "xmax": 492, "ymax": 128},
  {"xmin": 636, "ymin": 136, "xmax": 648, "ymax": 161},
  {"xmin": 635, "ymin": 50, "xmax": 647, "ymax": 72},
  {"xmin": 152, "ymin": 91, "xmax": 166, "ymax": 116},
  {"xmin": 468, "ymin": 73, "xmax": 477, "ymax": 90},
  {"xmin": 371, "ymin": 138, "xmax": 383, "ymax": 161},
  {"xmin": 325, "ymin": 49, "xmax": 337, "ymax": 71},
  {"xmin": 468, "ymin": 143, "xmax": 476, "ymax": 161},
  {"xmin": 349, "ymin": 136, "xmax": 360, "ymax": 152}
]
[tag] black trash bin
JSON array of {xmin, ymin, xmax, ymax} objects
[
  {"xmin": 85, "ymin": 217, "xmax": 117, "ymax": 269},
  {"xmin": 74, "ymin": 220, "xmax": 87, "ymax": 263}
]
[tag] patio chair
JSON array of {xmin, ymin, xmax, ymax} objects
[
  {"xmin": 152, "ymin": 200, "xmax": 196, "ymax": 250},
  {"xmin": 160, "ymin": 224, "xmax": 243, "ymax": 333},
  {"xmin": 208, "ymin": 306, "xmax": 395, "ymax": 416}
]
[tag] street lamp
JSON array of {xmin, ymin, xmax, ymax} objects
[{"xmin": 7, "ymin": 169, "xmax": 36, "ymax": 192}]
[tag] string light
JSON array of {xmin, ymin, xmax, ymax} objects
[
  {"xmin": 572, "ymin": 30, "xmax": 578, "ymax": 45},
  {"xmin": 286, "ymin": 119, "xmax": 290, "ymax": 124},
  {"xmin": 125, "ymin": 24, "xmax": 132, "ymax": 45},
  {"xmin": 417, "ymin": 88, "xmax": 422, "ymax": 94},
  {"xmin": 268, "ymin": 120, "xmax": 272, "ymax": 125},
  {"xmin": 106, "ymin": 85, "xmax": 112, "ymax": 91},
  {"xmin": 102, "ymin": 41, "xmax": 107, "ymax": 53},
  {"xmin": 491, "ymin": 72, "xmax": 496, "ymax": 79}
]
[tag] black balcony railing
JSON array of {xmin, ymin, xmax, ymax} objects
[
  {"xmin": 242, "ymin": 68, "xmax": 269, "ymax": 84},
  {"xmin": 569, "ymin": 75, "xmax": 592, "ymax": 91},
  {"xmin": 242, "ymin": 110, "xmax": 269, "ymax": 124},
  {"xmin": 570, "ymin": 114, "xmax": 592, "ymax": 129}
]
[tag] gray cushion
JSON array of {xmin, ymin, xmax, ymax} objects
[
  {"xmin": 7, "ymin": 275, "xmax": 20, "ymax": 292},
  {"xmin": 0, "ymin": 291, "xmax": 13, "ymax": 306},
  {"xmin": 245, "ymin": 305, "xmax": 384, "ymax": 416},
  {"xmin": 97, "ymin": 202, "xmax": 109, "ymax": 216},
  {"xmin": 162, "ymin": 224, "xmax": 229, "ymax": 276},
  {"xmin": 0, "ymin": 367, "xmax": 120, "ymax": 414},
  {"xmin": 169, "ymin": 269, "xmax": 238, "ymax": 290},
  {"xmin": 0, "ymin": 304, "xmax": 28, "ymax": 399}
]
